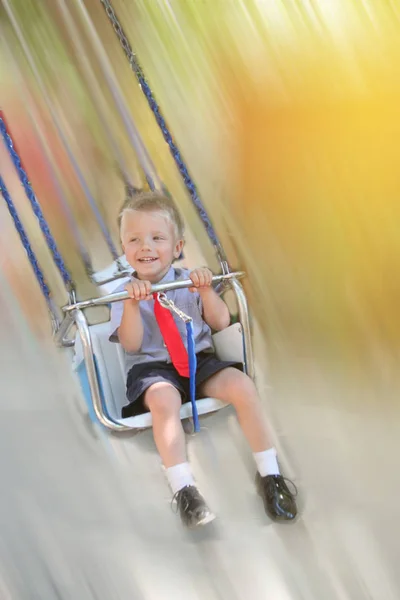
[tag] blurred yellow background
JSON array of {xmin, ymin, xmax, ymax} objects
[{"xmin": 1, "ymin": 0, "xmax": 400, "ymax": 373}]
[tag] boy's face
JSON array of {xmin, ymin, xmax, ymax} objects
[{"xmin": 121, "ymin": 210, "xmax": 183, "ymax": 282}]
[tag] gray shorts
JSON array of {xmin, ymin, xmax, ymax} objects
[{"xmin": 122, "ymin": 351, "xmax": 243, "ymax": 418}]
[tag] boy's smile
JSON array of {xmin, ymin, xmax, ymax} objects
[{"xmin": 121, "ymin": 210, "xmax": 183, "ymax": 283}]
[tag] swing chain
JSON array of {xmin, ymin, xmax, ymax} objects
[
  {"xmin": 157, "ymin": 293, "xmax": 192, "ymax": 324},
  {"xmin": 100, "ymin": 1, "xmax": 144, "ymax": 78}
]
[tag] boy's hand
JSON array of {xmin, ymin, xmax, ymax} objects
[
  {"xmin": 189, "ymin": 267, "xmax": 213, "ymax": 293},
  {"xmin": 125, "ymin": 278, "xmax": 152, "ymax": 301}
]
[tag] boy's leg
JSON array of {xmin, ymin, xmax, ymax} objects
[
  {"xmin": 199, "ymin": 368, "xmax": 273, "ymax": 453},
  {"xmin": 144, "ymin": 382, "xmax": 215, "ymax": 527},
  {"xmin": 144, "ymin": 382, "xmax": 187, "ymax": 469},
  {"xmin": 199, "ymin": 368, "xmax": 297, "ymax": 521}
]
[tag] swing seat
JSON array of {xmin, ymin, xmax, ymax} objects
[
  {"xmin": 73, "ymin": 321, "xmax": 245, "ymax": 430},
  {"xmin": 91, "ymin": 256, "xmax": 132, "ymax": 295}
]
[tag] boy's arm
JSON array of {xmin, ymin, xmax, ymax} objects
[
  {"xmin": 199, "ymin": 288, "xmax": 231, "ymax": 331},
  {"xmin": 117, "ymin": 301, "xmax": 144, "ymax": 353},
  {"xmin": 111, "ymin": 278, "xmax": 151, "ymax": 352},
  {"xmin": 190, "ymin": 268, "xmax": 230, "ymax": 331}
]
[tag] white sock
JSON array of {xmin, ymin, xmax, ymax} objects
[
  {"xmin": 253, "ymin": 447, "xmax": 280, "ymax": 477},
  {"xmin": 165, "ymin": 462, "xmax": 196, "ymax": 495}
]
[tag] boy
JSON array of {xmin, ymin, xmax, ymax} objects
[{"xmin": 110, "ymin": 192, "xmax": 297, "ymax": 528}]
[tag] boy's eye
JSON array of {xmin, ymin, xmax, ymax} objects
[
  {"xmin": 130, "ymin": 237, "xmax": 139, "ymax": 243},
  {"xmin": 154, "ymin": 236, "xmax": 164, "ymax": 241}
]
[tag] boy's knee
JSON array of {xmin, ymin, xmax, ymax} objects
[
  {"xmin": 227, "ymin": 368, "xmax": 255, "ymax": 391},
  {"xmin": 144, "ymin": 382, "xmax": 182, "ymax": 415},
  {"xmin": 222, "ymin": 370, "xmax": 258, "ymax": 404}
]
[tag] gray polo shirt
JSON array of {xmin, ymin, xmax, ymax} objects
[{"xmin": 109, "ymin": 266, "xmax": 214, "ymax": 375}]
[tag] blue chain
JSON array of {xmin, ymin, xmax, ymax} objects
[
  {"xmin": 0, "ymin": 174, "xmax": 52, "ymax": 303},
  {"xmin": 100, "ymin": 0, "xmax": 228, "ymax": 262},
  {"xmin": 0, "ymin": 115, "xmax": 73, "ymax": 290}
]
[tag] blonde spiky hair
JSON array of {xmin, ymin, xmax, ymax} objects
[{"xmin": 118, "ymin": 191, "xmax": 185, "ymax": 240}]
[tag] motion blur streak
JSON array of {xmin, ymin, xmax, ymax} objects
[{"xmin": 1, "ymin": 1, "xmax": 400, "ymax": 598}]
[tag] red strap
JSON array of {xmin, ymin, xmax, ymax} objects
[{"xmin": 153, "ymin": 293, "xmax": 190, "ymax": 377}]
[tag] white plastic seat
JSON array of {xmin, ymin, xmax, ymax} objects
[
  {"xmin": 73, "ymin": 321, "xmax": 244, "ymax": 430},
  {"xmin": 91, "ymin": 256, "xmax": 132, "ymax": 295}
]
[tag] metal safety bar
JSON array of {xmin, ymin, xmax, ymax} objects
[{"xmin": 62, "ymin": 271, "xmax": 245, "ymax": 312}]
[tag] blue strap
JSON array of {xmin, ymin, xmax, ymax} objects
[
  {"xmin": 0, "ymin": 114, "xmax": 73, "ymax": 290},
  {"xmin": 0, "ymin": 174, "xmax": 52, "ymax": 304},
  {"xmin": 186, "ymin": 320, "xmax": 200, "ymax": 433}
]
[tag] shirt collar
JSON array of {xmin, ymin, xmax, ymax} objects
[
  {"xmin": 158, "ymin": 266, "xmax": 175, "ymax": 285},
  {"xmin": 130, "ymin": 265, "xmax": 175, "ymax": 285}
]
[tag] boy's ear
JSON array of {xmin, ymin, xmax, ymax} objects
[{"xmin": 174, "ymin": 239, "xmax": 184, "ymax": 259}]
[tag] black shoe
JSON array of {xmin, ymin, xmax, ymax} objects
[
  {"xmin": 172, "ymin": 485, "xmax": 216, "ymax": 528},
  {"xmin": 256, "ymin": 473, "xmax": 298, "ymax": 522}
]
